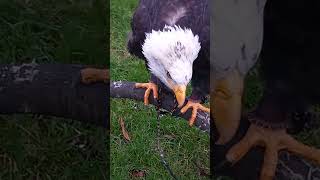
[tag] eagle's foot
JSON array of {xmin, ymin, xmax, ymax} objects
[
  {"xmin": 180, "ymin": 100, "xmax": 210, "ymax": 126},
  {"xmin": 81, "ymin": 68, "xmax": 109, "ymax": 84},
  {"xmin": 226, "ymin": 124, "xmax": 320, "ymax": 180},
  {"xmin": 135, "ymin": 82, "xmax": 158, "ymax": 105}
]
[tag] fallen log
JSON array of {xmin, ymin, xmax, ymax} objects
[
  {"xmin": 0, "ymin": 63, "xmax": 108, "ymax": 128},
  {"xmin": 110, "ymin": 81, "xmax": 210, "ymax": 133}
]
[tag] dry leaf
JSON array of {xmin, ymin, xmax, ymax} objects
[
  {"xmin": 130, "ymin": 169, "xmax": 146, "ymax": 178},
  {"xmin": 119, "ymin": 118, "xmax": 131, "ymax": 141},
  {"xmin": 163, "ymin": 133, "xmax": 176, "ymax": 140}
]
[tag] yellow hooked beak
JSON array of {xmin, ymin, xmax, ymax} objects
[{"xmin": 172, "ymin": 85, "xmax": 186, "ymax": 107}]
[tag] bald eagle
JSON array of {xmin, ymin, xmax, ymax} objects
[
  {"xmin": 127, "ymin": 0, "xmax": 210, "ymax": 125},
  {"xmin": 212, "ymin": 0, "xmax": 320, "ymax": 179}
]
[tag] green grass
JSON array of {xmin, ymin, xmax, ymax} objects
[
  {"xmin": 0, "ymin": 0, "xmax": 108, "ymax": 179},
  {"xmin": 110, "ymin": 0, "xmax": 209, "ymax": 179},
  {"xmin": 0, "ymin": 0, "xmax": 107, "ymax": 66}
]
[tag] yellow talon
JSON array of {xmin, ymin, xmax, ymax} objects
[
  {"xmin": 180, "ymin": 100, "xmax": 210, "ymax": 126},
  {"xmin": 135, "ymin": 82, "xmax": 158, "ymax": 105}
]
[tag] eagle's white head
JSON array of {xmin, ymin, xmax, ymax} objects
[{"xmin": 142, "ymin": 25, "xmax": 201, "ymax": 107}]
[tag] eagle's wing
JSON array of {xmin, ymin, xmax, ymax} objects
[{"xmin": 127, "ymin": 0, "xmax": 150, "ymax": 60}]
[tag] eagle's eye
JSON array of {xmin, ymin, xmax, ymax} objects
[{"xmin": 166, "ymin": 71, "xmax": 172, "ymax": 79}]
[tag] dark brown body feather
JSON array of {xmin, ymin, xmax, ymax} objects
[{"xmin": 252, "ymin": 0, "xmax": 320, "ymax": 129}]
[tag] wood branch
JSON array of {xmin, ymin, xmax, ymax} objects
[
  {"xmin": 0, "ymin": 63, "xmax": 108, "ymax": 128},
  {"xmin": 110, "ymin": 80, "xmax": 320, "ymax": 180},
  {"xmin": 110, "ymin": 81, "xmax": 210, "ymax": 132}
]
